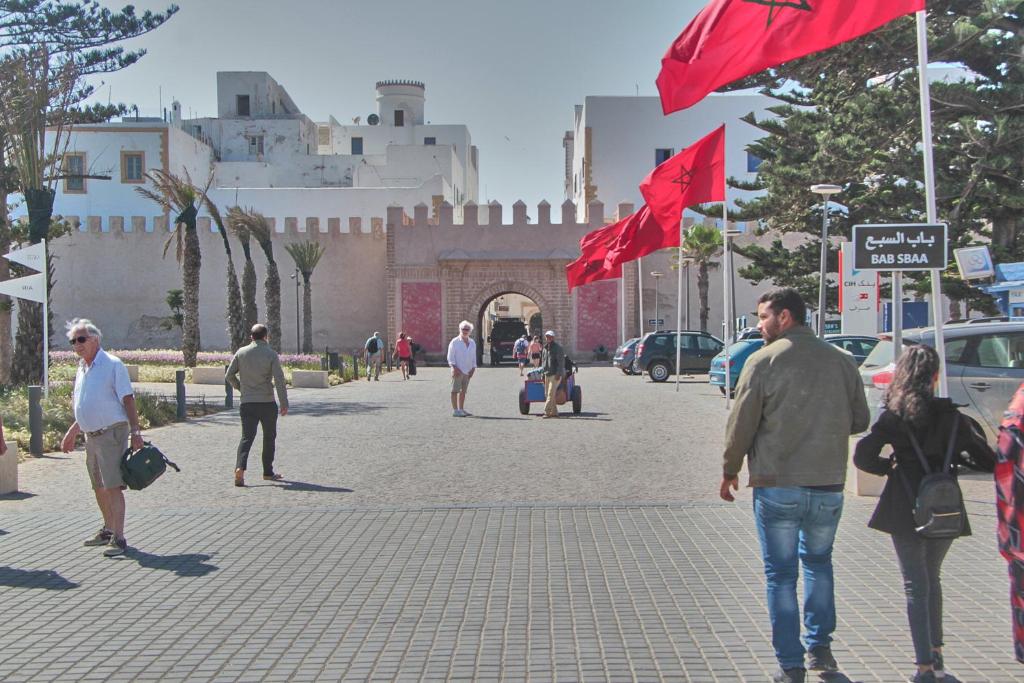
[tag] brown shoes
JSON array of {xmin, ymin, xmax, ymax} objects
[{"xmin": 234, "ymin": 468, "xmax": 245, "ymax": 487}]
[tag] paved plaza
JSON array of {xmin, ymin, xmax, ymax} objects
[{"xmin": 0, "ymin": 366, "xmax": 1019, "ymax": 681}]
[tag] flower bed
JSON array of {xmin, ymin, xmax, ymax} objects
[{"xmin": 49, "ymin": 349, "xmax": 322, "ymax": 368}]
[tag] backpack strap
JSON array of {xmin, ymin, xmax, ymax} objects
[
  {"xmin": 941, "ymin": 413, "xmax": 961, "ymax": 474},
  {"xmin": 902, "ymin": 423, "xmax": 933, "ymax": 474}
]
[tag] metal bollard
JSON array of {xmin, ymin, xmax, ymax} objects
[
  {"xmin": 224, "ymin": 365, "xmax": 233, "ymax": 408},
  {"xmin": 353, "ymin": 352, "xmax": 360, "ymax": 380},
  {"xmin": 176, "ymin": 369, "xmax": 186, "ymax": 420},
  {"xmin": 28, "ymin": 385, "xmax": 43, "ymax": 456}
]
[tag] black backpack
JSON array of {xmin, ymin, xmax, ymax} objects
[
  {"xmin": 120, "ymin": 442, "xmax": 180, "ymax": 491},
  {"xmin": 899, "ymin": 417, "xmax": 963, "ymax": 539},
  {"xmin": 366, "ymin": 337, "xmax": 379, "ymax": 354}
]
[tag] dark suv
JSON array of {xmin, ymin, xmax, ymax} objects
[
  {"xmin": 487, "ymin": 319, "xmax": 528, "ymax": 365},
  {"xmin": 635, "ymin": 330, "xmax": 724, "ymax": 382}
]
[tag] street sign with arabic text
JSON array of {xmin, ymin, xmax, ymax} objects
[{"xmin": 852, "ymin": 223, "xmax": 947, "ymax": 271}]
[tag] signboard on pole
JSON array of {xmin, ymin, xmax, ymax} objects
[
  {"xmin": 839, "ymin": 242, "xmax": 879, "ymax": 336},
  {"xmin": 0, "ymin": 273, "xmax": 46, "ymax": 303},
  {"xmin": 953, "ymin": 246, "xmax": 995, "ymax": 281},
  {"xmin": 3, "ymin": 241, "xmax": 48, "ymax": 397},
  {"xmin": 852, "ymin": 223, "xmax": 948, "ymax": 271}
]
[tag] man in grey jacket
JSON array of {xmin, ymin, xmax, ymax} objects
[
  {"xmin": 720, "ymin": 288, "xmax": 869, "ymax": 683},
  {"xmin": 226, "ymin": 324, "xmax": 289, "ymax": 487}
]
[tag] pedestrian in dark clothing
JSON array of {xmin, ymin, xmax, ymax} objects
[
  {"xmin": 854, "ymin": 345, "xmax": 994, "ymax": 683},
  {"xmin": 540, "ymin": 330, "xmax": 565, "ymax": 418},
  {"xmin": 226, "ymin": 324, "xmax": 289, "ymax": 487}
]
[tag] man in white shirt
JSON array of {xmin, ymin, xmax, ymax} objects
[
  {"xmin": 60, "ymin": 318, "xmax": 144, "ymax": 557},
  {"xmin": 447, "ymin": 320, "xmax": 477, "ymax": 417}
]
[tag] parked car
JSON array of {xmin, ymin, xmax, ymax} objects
[
  {"xmin": 861, "ymin": 320, "xmax": 1024, "ymax": 444},
  {"xmin": 823, "ymin": 334, "xmax": 879, "ymax": 365},
  {"xmin": 613, "ymin": 337, "xmax": 642, "ymax": 375},
  {"xmin": 487, "ymin": 318, "xmax": 528, "ymax": 365},
  {"xmin": 634, "ymin": 330, "xmax": 724, "ymax": 382},
  {"xmin": 709, "ymin": 338, "xmax": 765, "ymax": 395}
]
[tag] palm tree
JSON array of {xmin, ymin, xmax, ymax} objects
[
  {"xmin": 681, "ymin": 224, "xmax": 722, "ymax": 332},
  {"xmin": 228, "ymin": 207, "xmax": 281, "ymax": 351},
  {"xmin": 226, "ymin": 212, "xmax": 258, "ymax": 331},
  {"xmin": 203, "ymin": 196, "xmax": 247, "ymax": 352},
  {"xmin": 136, "ymin": 169, "xmax": 203, "ymax": 366},
  {"xmin": 284, "ymin": 241, "xmax": 326, "ymax": 353}
]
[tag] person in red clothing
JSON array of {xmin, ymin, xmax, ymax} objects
[
  {"xmin": 995, "ymin": 382, "xmax": 1024, "ymax": 665},
  {"xmin": 393, "ymin": 332, "xmax": 412, "ymax": 381}
]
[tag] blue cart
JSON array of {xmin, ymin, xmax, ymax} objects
[{"xmin": 518, "ymin": 371, "xmax": 581, "ymax": 415}]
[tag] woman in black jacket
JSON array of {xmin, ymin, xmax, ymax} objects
[{"xmin": 854, "ymin": 345, "xmax": 994, "ymax": 683}]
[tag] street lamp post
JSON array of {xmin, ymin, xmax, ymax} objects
[
  {"xmin": 651, "ymin": 271, "xmax": 664, "ymax": 331},
  {"xmin": 811, "ymin": 184, "xmax": 842, "ymax": 338},
  {"xmin": 290, "ymin": 267, "xmax": 301, "ymax": 351}
]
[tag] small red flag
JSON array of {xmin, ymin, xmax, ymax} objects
[
  {"xmin": 566, "ymin": 219, "xmax": 626, "ymax": 292},
  {"xmin": 640, "ymin": 125, "xmax": 725, "ymax": 233},
  {"xmin": 603, "ymin": 205, "xmax": 676, "ymax": 270},
  {"xmin": 657, "ymin": 0, "xmax": 925, "ymax": 114}
]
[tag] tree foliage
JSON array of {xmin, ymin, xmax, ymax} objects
[{"xmin": 285, "ymin": 240, "xmax": 326, "ymax": 353}]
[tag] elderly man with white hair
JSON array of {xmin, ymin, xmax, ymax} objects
[
  {"xmin": 60, "ymin": 318, "xmax": 144, "ymax": 557},
  {"xmin": 446, "ymin": 320, "xmax": 477, "ymax": 417}
]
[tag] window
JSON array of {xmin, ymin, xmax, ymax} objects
[
  {"xmin": 247, "ymin": 135, "xmax": 264, "ymax": 157},
  {"xmin": 394, "ymin": 110, "xmax": 404, "ymax": 127},
  {"xmin": 120, "ymin": 151, "xmax": 144, "ymax": 183},
  {"xmin": 747, "ymin": 151, "xmax": 763, "ymax": 173},
  {"xmin": 351, "ymin": 137, "xmax": 363, "ymax": 155},
  {"xmin": 237, "ymin": 95, "xmax": 250, "ymax": 116},
  {"xmin": 424, "ymin": 137, "xmax": 436, "ymax": 145},
  {"xmin": 697, "ymin": 336, "xmax": 721, "ymax": 352},
  {"xmin": 317, "ymin": 126, "xmax": 331, "ymax": 146},
  {"xmin": 64, "ymin": 153, "xmax": 85, "ymax": 193},
  {"xmin": 972, "ymin": 333, "xmax": 1024, "ymax": 368},
  {"xmin": 655, "ymin": 148, "xmax": 674, "ymax": 165}
]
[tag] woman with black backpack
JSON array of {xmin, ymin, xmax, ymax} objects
[{"xmin": 854, "ymin": 345, "xmax": 995, "ymax": 683}]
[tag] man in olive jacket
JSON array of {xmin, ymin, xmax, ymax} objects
[
  {"xmin": 226, "ymin": 324, "xmax": 289, "ymax": 487},
  {"xmin": 540, "ymin": 330, "xmax": 565, "ymax": 418},
  {"xmin": 720, "ymin": 288, "xmax": 869, "ymax": 683}
]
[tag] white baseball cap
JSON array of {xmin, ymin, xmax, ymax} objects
[{"xmin": 544, "ymin": 330, "xmax": 555, "ymax": 337}]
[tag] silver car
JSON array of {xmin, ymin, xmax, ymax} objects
[{"xmin": 860, "ymin": 320, "xmax": 1024, "ymax": 444}]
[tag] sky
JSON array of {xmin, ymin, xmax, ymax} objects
[{"xmin": 83, "ymin": 0, "xmax": 706, "ymax": 210}]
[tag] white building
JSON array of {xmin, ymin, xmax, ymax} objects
[{"xmin": 564, "ymin": 91, "xmax": 781, "ymax": 338}]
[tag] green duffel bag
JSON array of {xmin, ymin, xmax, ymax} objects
[{"xmin": 120, "ymin": 442, "xmax": 180, "ymax": 491}]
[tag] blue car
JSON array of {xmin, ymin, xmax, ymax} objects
[{"xmin": 709, "ymin": 338, "xmax": 765, "ymax": 395}]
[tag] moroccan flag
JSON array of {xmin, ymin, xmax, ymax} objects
[
  {"xmin": 656, "ymin": 0, "xmax": 925, "ymax": 114},
  {"xmin": 640, "ymin": 125, "xmax": 724, "ymax": 233},
  {"xmin": 602, "ymin": 205, "xmax": 675, "ymax": 269},
  {"xmin": 566, "ymin": 219, "xmax": 626, "ymax": 292}
]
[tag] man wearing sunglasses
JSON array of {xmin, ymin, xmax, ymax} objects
[
  {"xmin": 60, "ymin": 318, "xmax": 144, "ymax": 558},
  {"xmin": 447, "ymin": 320, "xmax": 477, "ymax": 417}
]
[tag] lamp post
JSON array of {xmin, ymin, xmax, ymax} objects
[
  {"xmin": 289, "ymin": 267, "xmax": 301, "ymax": 351},
  {"xmin": 811, "ymin": 184, "xmax": 842, "ymax": 338},
  {"xmin": 651, "ymin": 271, "xmax": 664, "ymax": 331}
]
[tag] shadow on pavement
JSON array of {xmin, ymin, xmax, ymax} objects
[
  {"xmin": 819, "ymin": 672, "xmax": 860, "ymax": 683},
  {"xmin": 469, "ymin": 415, "xmax": 530, "ymax": 421},
  {"xmin": 0, "ymin": 491, "xmax": 37, "ymax": 501},
  {"xmin": 0, "ymin": 566, "xmax": 79, "ymax": 589},
  {"xmin": 287, "ymin": 402, "xmax": 388, "ymax": 417},
  {"xmin": 270, "ymin": 480, "xmax": 354, "ymax": 494},
  {"xmin": 126, "ymin": 549, "xmax": 218, "ymax": 577}
]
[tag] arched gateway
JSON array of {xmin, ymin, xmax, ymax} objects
[{"xmin": 386, "ymin": 200, "xmax": 638, "ymax": 360}]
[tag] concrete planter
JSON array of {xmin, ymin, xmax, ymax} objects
[
  {"xmin": 124, "ymin": 365, "xmax": 139, "ymax": 382},
  {"xmin": 191, "ymin": 367, "xmax": 226, "ymax": 385},
  {"xmin": 292, "ymin": 370, "xmax": 329, "ymax": 388},
  {"xmin": 0, "ymin": 441, "xmax": 18, "ymax": 495}
]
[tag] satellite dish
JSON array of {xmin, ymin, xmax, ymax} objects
[{"xmin": 367, "ymin": 113, "xmax": 380, "ymax": 126}]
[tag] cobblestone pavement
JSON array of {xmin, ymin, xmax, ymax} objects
[{"xmin": 0, "ymin": 366, "xmax": 1018, "ymax": 681}]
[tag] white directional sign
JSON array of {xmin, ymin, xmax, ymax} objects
[
  {"xmin": 3, "ymin": 241, "xmax": 46, "ymax": 272},
  {"xmin": 0, "ymin": 273, "xmax": 46, "ymax": 303}
]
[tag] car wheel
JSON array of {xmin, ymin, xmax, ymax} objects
[
  {"xmin": 649, "ymin": 361, "xmax": 670, "ymax": 383},
  {"xmin": 572, "ymin": 385, "xmax": 582, "ymax": 414},
  {"xmin": 718, "ymin": 385, "xmax": 726, "ymax": 396},
  {"xmin": 518, "ymin": 389, "xmax": 529, "ymax": 415},
  {"xmin": 620, "ymin": 367, "xmax": 630, "ymax": 375}
]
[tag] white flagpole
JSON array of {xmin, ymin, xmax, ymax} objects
[
  {"xmin": 42, "ymin": 239, "xmax": 48, "ymax": 399},
  {"xmin": 638, "ymin": 256, "xmax": 645, "ymax": 337},
  {"xmin": 916, "ymin": 10, "xmax": 947, "ymax": 396},
  {"xmin": 620, "ymin": 274, "xmax": 626, "ymax": 346},
  {"xmin": 723, "ymin": 205, "xmax": 732, "ymax": 409},
  {"xmin": 676, "ymin": 219, "xmax": 684, "ymax": 392}
]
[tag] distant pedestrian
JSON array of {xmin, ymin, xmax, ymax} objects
[
  {"xmin": 720, "ymin": 288, "xmax": 869, "ymax": 683},
  {"xmin": 528, "ymin": 335, "xmax": 542, "ymax": 367},
  {"xmin": 854, "ymin": 345, "xmax": 994, "ymax": 683},
  {"xmin": 408, "ymin": 336, "xmax": 421, "ymax": 377},
  {"xmin": 394, "ymin": 332, "xmax": 412, "ymax": 381},
  {"xmin": 447, "ymin": 320, "xmax": 477, "ymax": 417},
  {"xmin": 540, "ymin": 330, "xmax": 565, "ymax": 418},
  {"xmin": 513, "ymin": 334, "xmax": 530, "ymax": 376},
  {"xmin": 226, "ymin": 324, "xmax": 289, "ymax": 487},
  {"xmin": 364, "ymin": 331, "xmax": 383, "ymax": 381},
  {"xmin": 60, "ymin": 318, "xmax": 145, "ymax": 558}
]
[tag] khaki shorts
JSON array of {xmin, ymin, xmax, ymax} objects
[
  {"xmin": 451, "ymin": 373, "xmax": 471, "ymax": 394},
  {"xmin": 85, "ymin": 422, "xmax": 129, "ymax": 490}
]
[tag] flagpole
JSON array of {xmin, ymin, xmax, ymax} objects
[
  {"xmin": 42, "ymin": 239, "xmax": 48, "ymax": 400},
  {"xmin": 620, "ymin": 274, "xmax": 626, "ymax": 347},
  {"xmin": 638, "ymin": 256, "xmax": 645, "ymax": 338},
  {"xmin": 723, "ymin": 204, "xmax": 732, "ymax": 410},
  {"xmin": 916, "ymin": 9, "xmax": 947, "ymax": 397},
  {"xmin": 676, "ymin": 219, "xmax": 684, "ymax": 392}
]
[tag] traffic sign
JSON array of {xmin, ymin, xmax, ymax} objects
[
  {"xmin": 852, "ymin": 223, "xmax": 947, "ymax": 271},
  {"xmin": 647, "ymin": 319, "xmax": 664, "ymax": 326}
]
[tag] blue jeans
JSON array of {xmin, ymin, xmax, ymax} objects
[{"xmin": 753, "ymin": 486, "xmax": 844, "ymax": 670}]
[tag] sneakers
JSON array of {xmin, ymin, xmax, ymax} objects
[
  {"xmin": 84, "ymin": 528, "xmax": 112, "ymax": 547},
  {"xmin": 102, "ymin": 536, "xmax": 127, "ymax": 557},
  {"xmin": 460, "ymin": 410, "xmax": 471, "ymax": 417},
  {"xmin": 772, "ymin": 668, "xmax": 806, "ymax": 683},
  {"xmin": 807, "ymin": 645, "xmax": 837, "ymax": 672},
  {"xmin": 263, "ymin": 473, "xmax": 284, "ymax": 481},
  {"xmin": 453, "ymin": 409, "xmax": 462, "ymax": 417}
]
